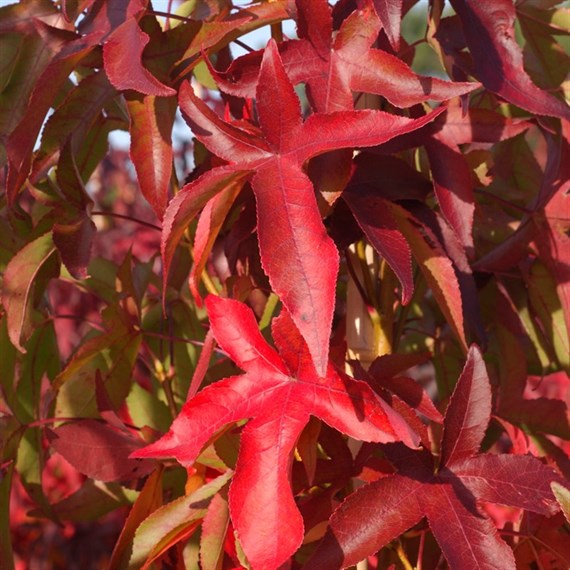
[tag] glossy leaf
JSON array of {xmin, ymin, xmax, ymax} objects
[
  {"xmin": 132, "ymin": 296, "xmax": 418, "ymax": 570},
  {"xmin": 126, "ymin": 93, "xmax": 177, "ymax": 219}
]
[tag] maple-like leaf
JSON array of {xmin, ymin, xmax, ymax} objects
[
  {"xmin": 212, "ymin": 0, "xmax": 478, "ymax": 113},
  {"xmin": 162, "ymin": 39, "xmax": 444, "ymax": 375},
  {"xmin": 131, "ymin": 295, "xmax": 418, "ymax": 570},
  {"xmin": 306, "ymin": 345, "xmax": 564, "ymax": 570}
]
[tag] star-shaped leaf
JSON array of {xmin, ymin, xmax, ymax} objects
[
  {"xmin": 162, "ymin": 39, "xmax": 444, "ymax": 375},
  {"xmin": 132, "ymin": 295, "xmax": 418, "ymax": 570},
  {"xmin": 306, "ymin": 345, "xmax": 564, "ymax": 570},
  {"xmin": 212, "ymin": 0, "xmax": 478, "ymax": 113}
]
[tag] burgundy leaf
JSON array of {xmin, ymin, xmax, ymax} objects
[
  {"xmin": 440, "ymin": 346, "xmax": 491, "ymax": 467},
  {"xmin": 449, "ymin": 0, "xmax": 570, "ymax": 119},
  {"xmin": 132, "ymin": 295, "xmax": 418, "ymax": 570},
  {"xmin": 343, "ymin": 190, "xmax": 414, "ymax": 305},
  {"xmin": 48, "ymin": 420, "xmax": 154, "ymax": 482},
  {"xmin": 306, "ymin": 345, "xmax": 563, "ymax": 570},
  {"xmin": 52, "ymin": 215, "xmax": 96, "ymax": 280}
]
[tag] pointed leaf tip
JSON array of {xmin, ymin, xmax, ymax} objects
[{"xmin": 440, "ymin": 344, "xmax": 491, "ymax": 467}]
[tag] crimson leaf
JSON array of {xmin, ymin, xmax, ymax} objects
[
  {"xmin": 162, "ymin": 39, "xmax": 444, "ymax": 375},
  {"xmin": 132, "ymin": 295, "xmax": 418, "ymax": 570},
  {"xmin": 213, "ymin": 0, "xmax": 478, "ymax": 112},
  {"xmin": 306, "ymin": 345, "xmax": 564, "ymax": 570}
]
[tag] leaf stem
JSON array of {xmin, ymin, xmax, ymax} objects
[
  {"xmin": 394, "ymin": 541, "xmax": 414, "ymax": 570},
  {"xmin": 91, "ymin": 210, "xmax": 162, "ymax": 231}
]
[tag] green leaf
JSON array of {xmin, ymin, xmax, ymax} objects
[
  {"xmin": 128, "ymin": 470, "xmax": 232, "ymax": 570},
  {"xmin": 30, "ymin": 479, "xmax": 139, "ymax": 522},
  {"xmin": 526, "ymin": 260, "xmax": 569, "ymax": 373},
  {"xmin": 1, "ymin": 232, "xmax": 58, "ymax": 352},
  {"xmin": 54, "ymin": 305, "xmax": 142, "ymax": 418},
  {"xmin": 551, "ymin": 481, "xmax": 570, "ymax": 524}
]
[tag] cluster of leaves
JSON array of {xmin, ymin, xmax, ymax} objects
[{"xmin": 1, "ymin": 0, "xmax": 569, "ymax": 569}]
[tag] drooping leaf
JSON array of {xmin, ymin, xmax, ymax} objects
[
  {"xmin": 164, "ymin": 40, "xmax": 444, "ymax": 374},
  {"xmin": 132, "ymin": 296, "xmax": 418, "ymax": 570},
  {"xmin": 306, "ymin": 346, "xmax": 564, "ymax": 569},
  {"xmin": 1, "ymin": 232, "xmax": 58, "ymax": 352},
  {"xmin": 449, "ymin": 0, "xmax": 570, "ymax": 119},
  {"xmin": 126, "ymin": 93, "xmax": 177, "ymax": 219}
]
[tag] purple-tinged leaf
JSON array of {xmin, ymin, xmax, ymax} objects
[
  {"xmin": 307, "ymin": 347, "xmax": 562, "ymax": 570},
  {"xmin": 1, "ymin": 233, "xmax": 58, "ymax": 352},
  {"xmin": 48, "ymin": 420, "xmax": 154, "ymax": 482},
  {"xmin": 103, "ymin": 17, "xmax": 176, "ymax": 97},
  {"xmin": 426, "ymin": 134, "xmax": 475, "ymax": 252},
  {"xmin": 449, "ymin": 0, "xmax": 570, "ymax": 119},
  {"xmin": 424, "ymin": 480, "xmax": 516, "ymax": 569},
  {"xmin": 52, "ymin": 215, "xmax": 96, "ymax": 279},
  {"xmin": 440, "ymin": 345, "xmax": 490, "ymax": 467},
  {"xmin": 450, "ymin": 454, "xmax": 562, "ymax": 516},
  {"xmin": 305, "ymin": 475, "xmax": 424, "ymax": 569}
]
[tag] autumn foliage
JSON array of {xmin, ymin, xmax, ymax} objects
[{"xmin": 1, "ymin": 0, "xmax": 569, "ymax": 569}]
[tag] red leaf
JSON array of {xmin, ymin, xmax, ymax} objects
[
  {"xmin": 103, "ymin": 17, "xmax": 176, "ymax": 97},
  {"xmin": 127, "ymin": 94, "xmax": 177, "ymax": 219},
  {"xmin": 48, "ymin": 419, "xmax": 154, "ymax": 482},
  {"xmin": 449, "ymin": 0, "xmax": 570, "ymax": 119},
  {"xmin": 132, "ymin": 296, "xmax": 418, "ymax": 569},
  {"xmin": 372, "ymin": 0, "xmax": 404, "ymax": 52},
  {"xmin": 439, "ymin": 345, "xmax": 491, "ymax": 467},
  {"xmin": 343, "ymin": 190, "xmax": 414, "ymax": 305},
  {"xmin": 306, "ymin": 345, "xmax": 563, "ymax": 570},
  {"xmin": 164, "ymin": 40, "xmax": 443, "ymax": 375},
  {"xmin": 213, "ymin": 0, "xmax": 477, "ymax": 113}
]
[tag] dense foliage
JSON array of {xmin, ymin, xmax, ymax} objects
[{"xmin": 1, "ymin": 0, "xmax": 569, "ymax": 568}]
